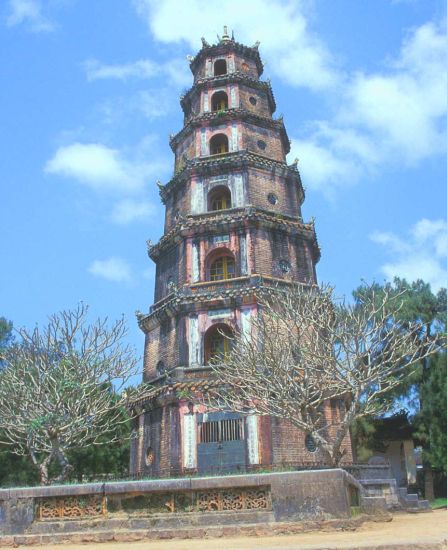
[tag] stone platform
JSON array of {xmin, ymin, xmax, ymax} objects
[{"xmin": 0, "ymin": 469, "xmax": 365, "ymax": 538}]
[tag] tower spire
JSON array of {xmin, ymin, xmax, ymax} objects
[{"xmin": 222, "ymin": 25, "xmax": 230, "ymax": 42}]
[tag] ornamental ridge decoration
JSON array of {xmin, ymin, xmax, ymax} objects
[
  {"xmin": 37, "ymin": 495, "xmax": 105, "ymax": 520},
  {"xmin": 36, "ymin": 487, "xmax": 270, "ymax": 519}
]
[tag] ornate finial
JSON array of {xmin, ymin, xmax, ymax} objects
[
  {"xmin": 156, "ymin": 180, "xmax": 164, "ymax": 189},
  {"xmin": 221, "ymin": 26, "xmax": 230, "ymax": 43},
  {"xmin": 186, "ymin": 54, "xmax": 194, "ymax": 62},
  {"xmin": 294, "ymin": 157, "xmax": 299, "ymax": 165},
  {"xmin": 201, "ymin": 37, "xmax": 210, "ymax": 48},
  {"xmin": 231, "ymin": 30, "xmax": 235, "ymax": 41},
  {"xmin": 169, "ymin": 133, "xmax": 175, "ymax": 140},
  {"xmin": 253, "ymin": 40, "xmax": 260, "ymax": 49},
  {"xmin": 216, "ymin": 33, "xmax": 221, "ymax": 43},
  {"xmin": 146, "ymin": 239, "xmax": 153, "ymax": 251}
]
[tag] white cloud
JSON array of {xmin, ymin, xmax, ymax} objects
[
  {"xmin": 99, "ymin": 90, "xmax": 171, "ymax": 124},
  {"xmin": 45, "ymin": 141, "xmax": 166, "ymax": 194},
  {"xmin": 371, "ymin": 219, "xmax": 447, "ymax": 291},
  {"xmin": 110, "ymin": 198, "xmax": 156, "ymax": 225},
  {"xmin": 88, "ymin": 257, "xmax": 132, "ymax": 283},
  {"xmin": 84, "ymin": 59, "xmax": 160, "ymax": 81},
  {"xmin": 133, "ymin": 0, "xmax": 339, "ymax": 91},
  {"xmin": 289, "ymin": 139, "xmax": 359, "ymax": 195},
  {"xmin": 6, "ymin": 0, "xmax": 54, "ymax": 32},
  {"xmin": 292, "ymin": 18, "xmax": 447, "ymax": 191},
  {"xmin": 84, "ymin": 57, "xmax": 190, "ymax": 87}
]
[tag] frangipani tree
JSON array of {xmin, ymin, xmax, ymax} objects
[
  {"xmin": 206, "ymin": 283, "xmax": 441, "ymax": 466},
  {"xmin": 0, "ymin": 304, "xmax": 142, "ymax": 484}
]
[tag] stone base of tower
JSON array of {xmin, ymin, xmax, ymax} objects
[{"xmin": 130, "ymin": 390, "xmax": 353, "ymax": 478}]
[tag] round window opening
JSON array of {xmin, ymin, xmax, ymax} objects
[
  {"xmin": 305, "ymin": 434, "xmax": 317, "ymax": 453},
  {"xmin": 145, "ymin": 446, "xmax": 154, "ymax": 466},
  {"xmin": 268, "ymin": 193, "xmax": 278, "ymax": 205},
  {"xmin": 249, "ymin": 96, "xmax": 257, "ymax": 106},
  {"xmin": 257, "ymin": 139, "xmax": 267, "ymax": 151},
  {"xmin": 279, "ymin": 259, "xmax": 291, "ymax": 273}
]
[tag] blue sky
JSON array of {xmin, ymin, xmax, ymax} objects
[{"xmin": 1, "ymin": 0, "xmax": 447, "ymax": 358}]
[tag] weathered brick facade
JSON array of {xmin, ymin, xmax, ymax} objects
[{"xmin": 131, "ymin": 31, "xmax": 352, "ymax": 477}]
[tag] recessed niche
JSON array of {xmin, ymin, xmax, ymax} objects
[
  {"xmin": 257, "ymin": 139, "xmax": 266, "ymax": 150},
  {"xmin": 268, "ymin": 193, "xmax": 278, "ymax": 205},
  {"xmin": 249, "ymin": 96, "xmax": 257, "ymax": 106},
  {"xmin": 278, "ymin": 259, "xmax": 291, "ymax": 273},
  {"xmin": 305, "ymin": 434, "xmax": 317, "ymax": 453},
  {"xmin": 145, "ymin": 446, "xmax": 154, "ymax": 466}
]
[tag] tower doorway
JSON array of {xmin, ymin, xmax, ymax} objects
[{"xmin": 197, "ymin": 411, "xmax": 246, "ymax": 474}]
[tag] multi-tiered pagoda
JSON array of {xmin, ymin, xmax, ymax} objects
[{"xmin": 131, "ymin": 29, "xmax": 347, "ymax": 477}]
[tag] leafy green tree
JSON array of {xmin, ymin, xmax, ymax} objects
[
  {"xmin": 352, "ymin": 278, "xmax": 447, "ymax": 491},
  {"xmin": 0, "ymin": 317, "xmax": 13, "ymax": 367},
  {"xmin": 417, "ymin": 353, "xmax": 447, "ymax": 473}
]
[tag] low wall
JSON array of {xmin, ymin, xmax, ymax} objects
[{"xmin": 0, "ymin": 469, "xmax": 363, "ymax": 535}]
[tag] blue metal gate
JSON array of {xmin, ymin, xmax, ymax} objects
[{"xmin": 197, "ymin": 412, "xmax": 246, "ymax": 474}]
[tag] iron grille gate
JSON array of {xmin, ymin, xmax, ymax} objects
[{"xmin": 197, "ymin": 412, "xmax": 247, "ymax": 474}]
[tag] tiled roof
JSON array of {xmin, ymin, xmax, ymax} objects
[
  {"xmin": 160, "ymin": 150, "xmax": 303, "ymax": 202},
  {"xmin": 130, "ymin": 379, "xmax": 217, "ymax": 407},
  {"xmin": 148, "ymin": 206, "xmax": 319, "ymax": 261},
  {"xmin": 169, "ymin": 108, "xmax": 290, "ymax": 154},
  {"xmin": 136, "ymin": 275, "xmax": 315, "ymax": 333},
  {"xmin": 180, "ymin": 73, "xmax": 276, "ymax": 116},
  {"xmin": 189, "ymin": 40, "xmax": 263, "ymax": 76}
]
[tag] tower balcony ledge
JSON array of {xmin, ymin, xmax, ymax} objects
[
  {"xmin": 170, "ymin": 108, "xmax": 288, "ymax": 152},
  {"xmin": 148, "ymin": 206, "xmax": 317, "ymax": 261},
  {"xmin": 137, "ymin": 275, "xmax": 314, "ymax": 333},
  {"xmin": 162, "ymin": 150, "xmax": 303, "ymax": 203}
]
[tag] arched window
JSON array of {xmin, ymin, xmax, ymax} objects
[
  {"xmin": 204, "ymin": 324, "xmax": 234, "ymax": 364},
  {"xmin": 209, "ymin": 133, "xmax": 229, "ymax": 155},
  {"xmin": 209, "ymin": 254, "xmax": 236, "ymax": 281},
  {"xmin": 214, "ymin": 59, "xmax": 227, "ymax": 76},
  {"xmin": 208, "ymin": 185, "xmax": 232, "ymax": 211},
  {"xmin": 211, "ymin": 91, "xmax": 228, "ymax": 111}
]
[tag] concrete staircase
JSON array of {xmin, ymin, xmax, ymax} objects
[{"xmin": 398, "ymin": 487, "xmax": 430, "ymax": 511}]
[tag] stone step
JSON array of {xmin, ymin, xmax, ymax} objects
[
  {"xmin": 26, "ymin": 509, "xmax": 276, "ymax": 535},
  {"xmin": 418, "ymin": 500, "xmax": 431, "ymax": 510},
  {"xmin": 404, "ymin": 493, "xmax": 419, "ymax": 502},
  {"xmin": 1, "ymin": 516, "xmax": 373, "ymax": 547}
]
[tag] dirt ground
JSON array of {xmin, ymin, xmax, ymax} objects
[{"xmin": 42, "ymin": 509, "xmax": 447, "ymax": 550}]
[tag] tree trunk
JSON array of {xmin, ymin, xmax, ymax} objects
[
  {"xmin": 52, "ymin": 448, "xmax": 73, "ymax": 483},
  {"xmin": 38, "ymin": 455, "xmax": 52, "ymax": 485},
  {"xmin": 424, "ymin": 466, "xmax": 435, "ymax": 501}
]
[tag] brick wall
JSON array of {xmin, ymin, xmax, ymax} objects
[
  {"xmin": 242, "ymin": 122, "xmax": 285, "ymax": 161},
  {"xmin": 174, "ymin": 132, "xmax": 196, "ymax": 172},
  {"xmin": 252, "ymin": 228, "xmax": 316, "ymax": 283},
  {"xmin": 143, "ymin": 315, "xmax": 188, "ymax": 378},
  {"xmin": 246, "ymin": 167, "xmax": 302, "ymax": 217},
  {"xmin": 239, "ymin": 84, "xmax": 271, "ymax": 116}
]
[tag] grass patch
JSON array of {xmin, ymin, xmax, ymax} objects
[{"xmin": 430, "ymin": 498, "xmax": 447, "ymax": 509}]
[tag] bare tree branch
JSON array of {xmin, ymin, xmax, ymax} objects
[
  {"xmin": 203, "ymin": 283, "xmax": 441, "ymax": 466},
  {"xmin": 0, "ymin": 304, "xmax": 146, "ymax": 484}
]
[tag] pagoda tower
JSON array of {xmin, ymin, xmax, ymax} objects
[{"xmin": 131, "ymin": 29, "xmax": 348, "ymax": 477}]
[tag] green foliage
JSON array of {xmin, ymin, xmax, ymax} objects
[
  {"xmin": 350, "ymin": 417, "xmax": 377, "ymax": 462},
  {"xmin": 0, "ymin": 317, "xmax": 13, "ymax": 366},
  {"xmin": 0, "ymin": 447, "xmax": 37, "ymax": 487},
  {"xmin": 416, "ymin": 353, "xmax": 447, "ymax": 473},
  {"xmin": 352, "ymin": 278, "xmax": 447, "ymax": 468}
]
